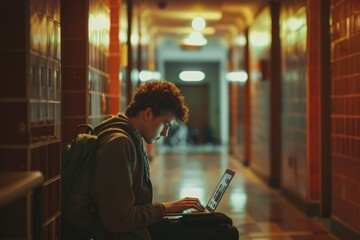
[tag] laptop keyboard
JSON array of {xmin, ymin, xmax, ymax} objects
[
  {"xmin": 183, "ymin": 208, "xmax": 197, "ymax": 214},
  {"xmin": 183, "ymin": 208, "xmax": 210, "ymax": 214}
]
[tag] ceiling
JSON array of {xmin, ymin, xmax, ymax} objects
[{"xmin": 138, "ymin": 0, "xmax": 271, "ymax": 43}]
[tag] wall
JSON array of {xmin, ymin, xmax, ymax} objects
[
  {"xmin": 248, "ymin": 7, "xmax": 272, "ymax": 179},
  {"xmin": 236, "ymin": 84, "xmax": 246, "ymax": 160},
  {"xmin": 88, "ymin": 0, "xmax": 111, "ymax": 125},
  {"xmin": 0, "ymin": 0, "xmax": 121, "ymax": 238},
  {"xmin": 62, "ymin": 0, "xmax": 113, "ymax": 143},
  {"xmin": 280, "ymin": 0, "xmax": 308, "ymax": 201},
  {"xmin": 109, "ymin": 0, "xmax": 121, "ymax": 115},
  {"xmin": 0, "ymin": 0, "xmax": 61, "ymax": 238},
  {"xmin": 62, "ymin": 0, "xmax": 89, "ymax": 142},
  {"xmin": 331, "ymin": 0, "xmax": 360, "ymax": 237},
  {"xmin": 228, "ymin": 44, "xmax": 248, "ymax": 163}
]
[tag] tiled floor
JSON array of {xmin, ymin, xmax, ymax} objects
[{"xmin": 150, "ymin": 146, "xmax": 338, "ymax": 240}]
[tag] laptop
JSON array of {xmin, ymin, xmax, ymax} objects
[{"xmin": 166, "ymin": 168, "xmax": 235, "ymax": 216}]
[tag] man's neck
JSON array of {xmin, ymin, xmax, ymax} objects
[{"xmin": 127, "ymin": 115, "xmax": 143, "ymax": 137}]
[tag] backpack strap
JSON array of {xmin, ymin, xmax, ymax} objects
[
  {"xmin": 95, "ymin": 127, "xmax": 141, "ymax": 181},
  {"xmin": 77, "ymin": 124, "xmax": 95, "ymax": 135}
]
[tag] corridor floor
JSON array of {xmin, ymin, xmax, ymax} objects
[{"xmin": 150, "ymin": 146, "xmax": 338, "ymax": 240}]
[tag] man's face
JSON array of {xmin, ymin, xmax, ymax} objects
[{"xmin": 142, "ymin": 108, "xmax": 175, "ymax": 144}]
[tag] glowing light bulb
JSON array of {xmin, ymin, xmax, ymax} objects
[
  {"xmin": 192, "ymin": 17, "xmax": 206, "ymax": 31},
  {"xmin": 179, "ymin": 71, "xmax": 205, "ymax": 81}
]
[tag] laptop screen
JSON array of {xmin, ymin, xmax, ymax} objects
[{"xmin": 206, "ymin": 169, "xmax": 235, "ymax": 212}]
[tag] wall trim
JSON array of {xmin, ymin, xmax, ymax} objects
[
  {"xmin": 252, "ymin": 168, "xmax": 280, "ymax": 188},
  {"xmin": 281, "ymin": 187, "xmax": 320, "ymax": 217},
  {"xmin": 242, "ymin": 158, "xmax": 249, "ymax": 167},
  {"xmin": 331, "ymin": 217, "xmax": 360, "ymax": 240}
]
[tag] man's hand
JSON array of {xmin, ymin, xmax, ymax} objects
[{"xmin": 163, "ymin": 197, "xmax": 205, "ymax": 213}]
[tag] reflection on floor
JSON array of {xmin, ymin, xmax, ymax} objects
[{"xmin": 150, "ymin": 146, "xmax": 338, "ymax": 240}]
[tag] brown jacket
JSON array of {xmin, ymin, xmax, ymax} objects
[{"xmin": 92, "ymin": 113, "xmax": 165, "ymax": 239}]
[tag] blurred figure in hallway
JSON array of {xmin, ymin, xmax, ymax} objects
[{"xmin": 166, "ymin": 123, "xmax": 189, "ymax": 147}]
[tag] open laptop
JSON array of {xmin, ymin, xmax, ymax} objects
[{"xmin": 166, "ymin": 168, "xmax": 235, "ymax": 216}]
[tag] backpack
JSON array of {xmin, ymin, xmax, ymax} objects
[{"xmin": 61, "ymin": 124, "xmax": 101, "ymax": 240}]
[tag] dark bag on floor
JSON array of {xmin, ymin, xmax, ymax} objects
[
  {"xmin": 181, "ymin": 212, "xmax": 233, "ymax": 226},
  {"xmin": 149, "ymin": 213, "xmax": 238, "ymax": 240}
]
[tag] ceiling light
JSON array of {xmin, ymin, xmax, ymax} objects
[
  {"xmin": 192, "ymin": 17, "xmax": 206, "ymax": 31},
  {"xmin": 179, "ymin": 71, "xmax": 205, "ymax": 81},
  {"xmin": 235, "ymin": 35, "xmax": 247, "ymax": 46},
  {"xmin": 183, "ymin": 31, "xmax": 207, "ymax": 46},
  {"xmin": 249, "ymin": 32, "xmax": 270, "ymax": 47},
  {"xmin": 226, "ymin": 70, "xmax": 248, "ymax": 83},
  {"xmin": 139, "ymin": 70, "xmax": 161, "ymax": 82}
]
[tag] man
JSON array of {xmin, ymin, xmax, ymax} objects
[{"xmin": 91, "ymin": 80, "xmax": 238, "ymax": 239}]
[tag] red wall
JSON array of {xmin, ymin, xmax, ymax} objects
[
  {"xmin": 331, "ymin": 0, "xmax": 360, "ymax": 233},
  {"xmin": 0, "ymin": 0, "xmax": 121, "ymax": 238},
  {"xmin": 0, "ymin": 0, "xmax": 62, "ymax": 238}
]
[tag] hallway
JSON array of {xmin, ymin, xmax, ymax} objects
[
  {"xmin": 150, "ymin": 146, "xmax": 337, "ymax": 240},
  {"xmin": 2, "ymin": 0, "xmax": 360, "ymax": 239}
]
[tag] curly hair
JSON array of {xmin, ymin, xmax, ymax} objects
[{"xmin": 125, "ymin": 80, "xmax": 189, "ymax": 123}]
